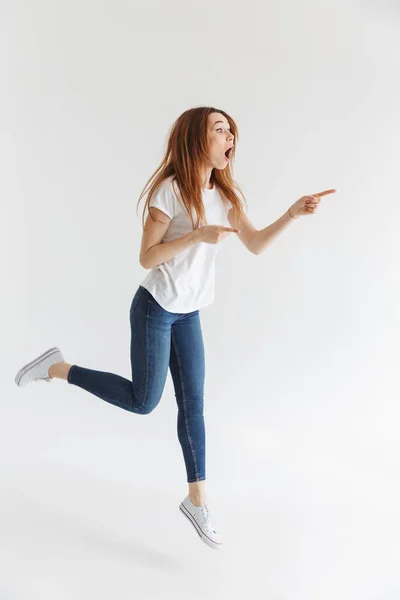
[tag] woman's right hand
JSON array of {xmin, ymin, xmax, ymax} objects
[{"xmin": 198, "ymin": 225, "xmax": 241, "ymax": 244}]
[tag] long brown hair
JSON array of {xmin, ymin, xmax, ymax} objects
[{"xmin": 136, "ymin": 106, "xmax": 248, "ymax": 231}]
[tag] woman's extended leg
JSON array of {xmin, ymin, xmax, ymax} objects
[
  {"xmin": 53, "ymin": 286, "xmax": 175, "ymax": 415},
  {"xmin": 169, "ymin": 309, "xmax": 207, "ymax": 506}
]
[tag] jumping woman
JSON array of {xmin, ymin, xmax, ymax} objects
[{"xmin": 14, "ymin": 106, "xmax": 336, "ymax": 550}]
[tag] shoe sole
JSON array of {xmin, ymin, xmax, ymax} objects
[
  {"xmin": 14, "ymin": 347, "xmax": 61, "ymax": 387},
  {"xmin": 179, "ymin": 503, "xmax": 222, "ymax": 550}
]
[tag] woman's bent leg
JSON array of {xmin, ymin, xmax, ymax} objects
[
  {"xmin": 169, "ymin": 309, "xmax": 206, "ymax": 485},
  {"xmin": 67, "ymin": 286, "xmax": 174, "ymax": 415}
]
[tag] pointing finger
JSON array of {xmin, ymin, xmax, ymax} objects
[{"xmin": 312, "ymin": 189, "xmax": 337, "ymax": 198}]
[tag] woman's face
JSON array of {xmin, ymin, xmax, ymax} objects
[{"xmin": 206, "ymin": 112, "xmax": 235, "ymax": 170}]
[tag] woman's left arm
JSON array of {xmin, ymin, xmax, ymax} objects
[{"xmin": 248, "ymin": 189, "xmax": 337, "ymax": 255}]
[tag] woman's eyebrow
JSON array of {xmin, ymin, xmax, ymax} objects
[{"xmin": 213, "ymin": 120, "xmax": 231, "ymax": 129}]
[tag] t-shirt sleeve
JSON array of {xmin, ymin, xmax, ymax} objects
[{"xmin": 148, "ymin": 181, "xmax": 177, "ymax": 220}]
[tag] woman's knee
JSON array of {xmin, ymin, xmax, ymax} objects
[
  {"xmin": 138, "ymin": 404, "xmax": 157, "ymax": 415},
  {"xmin": 133, "ymin": 395, "xmax": 161, "ymax": 415}
]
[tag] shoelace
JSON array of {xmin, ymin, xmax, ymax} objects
[{"xmin": 199, "ymin": 506, "xmax": 217, "ymax": 534}]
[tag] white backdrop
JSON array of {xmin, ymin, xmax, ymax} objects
[{"xmin": 2, "ymin": 1, "xmax": 400, "ymax": 598}]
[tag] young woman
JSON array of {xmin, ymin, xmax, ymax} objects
[{"xmin": 14, "ymin": 106, "xmax": 335, "ymax": 550}]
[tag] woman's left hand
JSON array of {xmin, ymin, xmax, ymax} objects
[{"xmin": 288, "ymin": 189, "xmax": 337, "ymax": 218}]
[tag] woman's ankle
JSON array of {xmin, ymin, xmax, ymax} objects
[
  {"xmin": 48, "ymin": 362, "xmax": 72, "ymax": 380},
  {"xmin": 188, "ymin": 480, "xmax": 207, "ymax": 506},
  {"xmin": 189, "ymin": 495, "xmax": 207, "ymax": 507}
]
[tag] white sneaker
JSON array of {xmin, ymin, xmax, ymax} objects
[
  {"xmin": 179, "ymin": 495, "xmax": 223, "ymax": 550},
  {"xmin": 14, "ymin": 347, "xmax": 65, "ymax": 387}
]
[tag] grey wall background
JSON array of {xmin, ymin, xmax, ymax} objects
[{"xmin": 2, "ymin": 1, "xmax": 399, "ymax": 598}]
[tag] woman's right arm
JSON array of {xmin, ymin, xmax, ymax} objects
[{"xmin": 139, "ymin": 207, "xmax": 202, "ymax": 269}]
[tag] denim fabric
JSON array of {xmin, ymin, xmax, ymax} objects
[{"xmin": 67, "ymin": 285, "xmax": 206, "ymax": 483}]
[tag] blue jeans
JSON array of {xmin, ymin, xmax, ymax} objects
[{"xmin": 67, "ymin": 285, "xmax": 206, "ymax": 483}]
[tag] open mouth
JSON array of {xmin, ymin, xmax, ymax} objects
[{"xmin": 224, "ymin": 147, "xmax": 233, "ymax": 161}]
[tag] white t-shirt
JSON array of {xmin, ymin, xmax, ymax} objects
[{"xmin": 140, "ymin": 175, "xmax": 232, "ymax": 313}]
